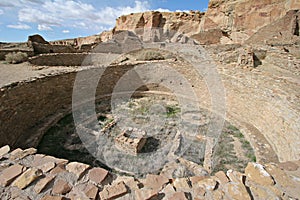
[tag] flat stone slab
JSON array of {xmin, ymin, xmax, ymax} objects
[
  {"xmin": 0, "ymin": 145, "xmax": 10, "ymax": 158},
  {"xmin": 66, "ymin": 162, "xmax": 90, "ymax": 180},
  {"xmin": 100, "ymin": 181, "xmax": 128, "ymax": 200},
  {"xmin": 0, "ymin": 164, "xmax": 26, "ymax": 186},
  {"xmin": 34, "ymin": 175, "xmax": 56, "ymax": 194},
  {"xmin": 52, "ymin": 179, "xmax": 72, "ymax": 195},
  {"xmin": 12, "ymin": 168, "xmax": 43, "ymax": 189},
  {"xmin": 88, "ymin": 167, "xmax": 109, "ymax": 185}
]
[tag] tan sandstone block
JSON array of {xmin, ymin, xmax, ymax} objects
[
  {"xmin": 12, "ymin": 168, "xmax": 43, "ymax": 189},
  {"xmin": 66, "ymin": 162, "xmax": 90, "ymax": 180},
  {"xmin": 173, "ymin": 178, "xmax": 191, "ymax": 192},
  {"xmin": 135, "ymin": 188, "xmax": 158, "ymax": 200},
  {"xmin": 144, "ymin": 174, "xmax": 169, "ymax": 191},
  {"xmin": 168, "ymin": 192, "xmax": 188, "ymax": 200},
  {"xmin": 88, "ymin": 167, "xmax": 109, "ymax": 185},
  {"xmin": 0, "ymin": 164, "xmax": 26, "ymax": 186},
  {"xmin": 9, "ymin": 148, "xmax": 37, "ymax": 160},
  {"xmin": 0, "ymin": 145, "xmax": 10, "ymax": 158},
  {"xmin": 99, "ymin": 181, "xmax": 128, "ymax": 200},
  {"xmin": 41, "ymin": 195, "xmax": 67, "ymax": 200},
  {"xmin": 84, "ymin": 183, "xmax": 99, "ymax": 199},
  {"xmin": 193, "ymin": 177, "xmax": 217, "ymax": 191},
  {"xmin": 34, "ymin": 175, "xmax": 56, "ymax": 194},
  {"xmin": 245, "ymin": 163, "xmax": 275, "ymax": 186},
  {"xmin": 223, "ymin": 182, "xmax": 251, "ymax": 200},
  {"xmin": 214, "ymin": 171, "xmax": 229, "ymax": 185},
  {"xmin": 278, "ymin": 161, "xmax": 299, "ymax": 171},
  {"xmin": 52, "ymin": 179, "xmax": 72, "ymax": 195}
]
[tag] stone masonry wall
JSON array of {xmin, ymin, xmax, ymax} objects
[
  {"xmin": 0, "ymin": 64, "xmax": 141, "ymax": 149},
  {"xmin": 0, "ymin": 145, "xmax": 299, "ymax": 199},
  {"xmin": 28, "ymin": 53, "xmax": 90, "ymax": 66}
]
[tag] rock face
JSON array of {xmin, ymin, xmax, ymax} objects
[
  {"xmin": 202, "ymin": 0, "xmax": 300, "ymax": 43},
  {"xmin": 113, "ymin": 11, "xmax": 204, "ymax": 43},
  {"xmin": 111, "ymin": 0, "xmax": 300, "ymax": 44},
  {"xmin": 246, "ymin": 10, "xmax": 300, "ymax": 45}
]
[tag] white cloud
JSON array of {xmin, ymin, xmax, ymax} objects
[
  {"xmin": 0, "ymin": 10, "xmax": 3, "ymax": 15},
  {"xmin": 0, "ymin": 0, "xmax": 42, "ymax": 7},
  {"xmin": 17, "ymin": 0, "xmax": 150, "ymax": 32},
  {"xmin": 38, "ymin": 24, "xmax": 53, "ymax": 31},
  {"xmin": 155, "ymin": 8, "xmax": 171, "ymax": 12},
  {"xmin": 7, "ymin": 23, "xmax": 31, "ymax": 30},
  {"xmin": 0, "ymin": 1, "xmax": 21, "ymax": 7},
  {"xmin": 62, "ymin": 30, "xmax": 70, "ymax": 33}
]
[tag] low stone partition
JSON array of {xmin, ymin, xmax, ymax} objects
[
  {"xmin": 28, "ymin": 53, "xmax": 91, "ymax": 66},
  {"xmin": 0, "ymin": 145, "xmax": 299, "ymax": 199}
]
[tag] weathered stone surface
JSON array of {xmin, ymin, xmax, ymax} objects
[
  {"xmin": 245, "ymin": 163, "xmax": 275, "ymax": 186},
  {"xmin": 278, "ymin": 161, "xmax": 299, "ymax": 171},
  {"xmin": 143, "ymin": 174, "xmax": 169, "ymax": 191},
  {"xmin": 88, "ymin": 167, "xmax": 109, "ymax": 185},
  {"xmin": 202, "ymin": 0, "xmax": 300, "ymax": 43},
  {"xmin": 0, "ymin": 145, "xmax": 10, "ymax": 158},
  {"xmin": 50, "ymin": 164, "xmax": 66, "ymax": 175},
  {"xmin": 115, "ymin": 128, "xmax": 147, "ymax": 155},
  {"xmin": 135, "ymin": 188, "xmax": 158, "ymax": 200},
  {"xmin": 223, "ymin": 182, "xmax": 251, "ymax": 200},
  {"xmin": 265, "ymin": 163, "xmax": 295, "ymax": 188},
  {"xmin": 214, "ymin": 171, "xmax": 229, "ymax": 185},
  {"xmin": 0, "ymin": 164, "xmax": 26, "ymax": 186},
  {"xmin": 66, "ymin": 162, "xmax": 90, "ymax": 179},
  {"xmin": 168, "ymin": 192, "xmax": 188, "ymax": 200},
  {"xmin": 115, "ymin": 11, "xmax": 202, "ymax": 42},
  {"xmin": 161, "ymin": 184, "xmax": 176, "ymax": 199},
  {"xmin": 28, "ymin": 34, "xmax": 49, "ymax": 45},
  {"xmin": 246, "ymin": 181, "xmax": 282, "ymax": 200},
  {"xmin": 189, "ymin": 176, "xmax": 206, "ymax": 187},
  {"xmin": 34, "ymin": 175, "xmax": 56, "ymax": 194},
  {"xmin": 12, "ymin": 168, "xmax": 43, "ymax": 189},
  {"xmin": 193, "ymin": 177, "xmax": 217, "ymax": 191},
  {"xmin": 41, "ymin": 195, "xmax": 66, "ymax": 200},
  {"xmin": 52, "ymin": 179, "xmax": 72, "ymax": 195},
  {"xmin": 38, "ymin": 162, "xmax": 56, "ymax": 173},
  {"xmin": 265, "ymin": 163, "xmax": 299, "ymax": 198},
  {"xmin": 173, "ymin": 178, "xmax": 191, "ymax": 192},
  {"xmin": 84, "ymin": 183, "xmax": 99, "ymax": 199},
  {"xmin": 99, "ymin": 181, "xmax": 128, "ymax": 200},
  {"xmin": 226, "ymin": 170, "xmax": 244, "ymax": 183},
  {"xmin": 192, "ymin": 186, "xmax": 206, "ymax": 197},
  {"xmin": 9, "ymin": 148, "xmax": 37, "ymax": 161},
  {"xmin": 33, "ymin": 155, "xmax": 68, "ymax": 167},
  {"xmin": 115, "ymin": 176, "xmax": 141, "ymax": 191},
  {"xmin": 237, "ymin": 46, "xmax": 254, "ymax": 68},
  {"xmin": 211, "ymin": 189, "xmax": 225, "ymax": 199}
]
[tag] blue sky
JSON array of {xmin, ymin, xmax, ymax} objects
[{"xmin": 0, "ymin": 0, "xmax": 209, "ymax": 42}]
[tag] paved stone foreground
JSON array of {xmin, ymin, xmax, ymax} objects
[{"xmin": 0, "ymin": 145, "xmax": 299, "ymax": 199}]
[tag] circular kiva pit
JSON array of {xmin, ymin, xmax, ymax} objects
[
  {"xmin": 38, "ymin": 94, "xmax": 255, "ymax": 177},
  {"xmin": 0, "ymin": 46, "xmax": 257, "ymax": 178},
  {"xmin": 2, "ymin": 42, "xmax": 293, "ymax": 179}
]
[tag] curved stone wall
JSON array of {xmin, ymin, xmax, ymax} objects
[{"xmin": 0, "ymin": 45, "xmax": 299, "ymax": 165}]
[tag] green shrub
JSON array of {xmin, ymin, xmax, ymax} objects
[{"xmin": 5, "ymin": 52, "xmax": 28, "ymax": 64}]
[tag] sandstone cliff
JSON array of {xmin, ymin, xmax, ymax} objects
[
  {"xmin": 202, "ymin": 0, "xmax": 300, "ymax": 43},
  {"xmin": 111, "ymin": 0, "xmax": 300, "ymax": 44}
]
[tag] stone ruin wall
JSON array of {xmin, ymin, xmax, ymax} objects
[
  {"xmin": 28, "ymin": 53, "xmax": 91, "ymax": 66},
  {"xmin": 0, "ymin": 145, "xmax": 299, "ymax": 200},
  {"xmin": 1, "ymin": 55, "xmax": 299, "ymax": 163},
  {"xmin": 0, "ymin": 64, "xmax": 143, "ymax": 149}
]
